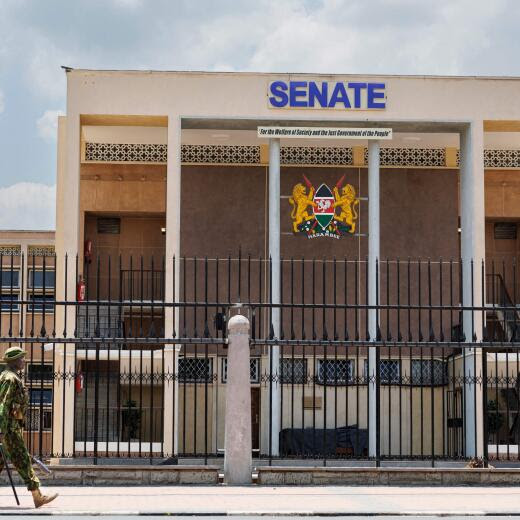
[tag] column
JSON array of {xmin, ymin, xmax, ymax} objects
[
  {"xmin": 367, "ymin": 140, "xmax": 380, "ymax": 460},
  {"xmin": 52, "ymin": 113, "xmax": 80, "ymax": 458},
  {"xmin": 269, "ymin": 138, "xmax": 281, "ymax": 457},
  {"xmin": 224, "ymin": 314, "xmax": 252, "ymax": 484},
  {"xmin": 163, "ymin": 116, "xmax": 182, "ymax": 455},
  {"xmin": 460, "ymin": 121, "xmax": 485, "ymax": 458}
]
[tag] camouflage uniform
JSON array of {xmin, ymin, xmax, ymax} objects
[{"xmin": 0, "ymin": 367, "xmax": 39, "ymax": 491}]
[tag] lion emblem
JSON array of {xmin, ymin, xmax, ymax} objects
[
  {"xmin": 289, "ymin": 175, "xmax": 359, "ymax": 237},
  {"xmin": 289, "ymin": 183, "xmax": 316, "ymax": 233},
  {"xmin": 333, "ymin": 183, "xmax": 359, "ymax": 233}
]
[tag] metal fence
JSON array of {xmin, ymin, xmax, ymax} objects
[{"xmin": 1, "ymin": 253, "xmax": 520, "ymax": 465}]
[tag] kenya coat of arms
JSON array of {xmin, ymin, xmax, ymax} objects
[{"xmin": 289, "ymin": 175, "xmax": 359, "ymax": 239}]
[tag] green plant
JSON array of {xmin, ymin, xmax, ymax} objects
[
  {"xmin": 487, "ymin": 399, "xmax": 504, "ymax": 436},
  {"xmin": 122, "ymin": 399, "xmax": 141, "ymax": 441}
]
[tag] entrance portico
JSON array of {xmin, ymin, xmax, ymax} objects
[{"xmin": 166, "ymin": 115, "xmax": 485, "ymax": 458}]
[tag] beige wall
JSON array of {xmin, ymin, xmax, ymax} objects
[{"xmin": 80, "ymin": 163, "xmax": 166, "ymax": 214}]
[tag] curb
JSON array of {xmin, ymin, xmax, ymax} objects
[{"xmin": 3, "ymin": 512, "xmax": 520, "ymax": 517}]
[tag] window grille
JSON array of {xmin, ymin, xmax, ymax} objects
[
  {"xmin": 411, "ymin": 359, "xmax": 448, "ymax": 386},
  {"xmin": 485, "ymin": 149, "xmax": 520, "ymax": 168},
  {"xmin": 221, "ymin": 357, "xmax": 260, "ymax": 383},
  {"xmin": 0, "ymin": 246, "xmax": 21, "ymax": 256},
  {"xmin": 27, "ymin": 246, "xmax": 55, "ymax": 257},
  {"xmin": 25, "ymin": 409, "xmax": 52, "ymax": 431},
  {"xmin": 363, "ymin": 148, "xmax": 445, "ymax": 167},
  {"xmin": 364, "ymin": 359, "xmax": 401, "ymax": 384},
  {"xmin": 280, "ymin": 358, "xmax": 307, "ymax": 384},
  {"xmin": 281, "ymin": 146, "xmax": 353, "ymax": 166},
  {"xmin": 178, "ymin": 357, "xmax": 213, "ymax": 383},
  {"xmin": 85, "ymin": 142, "xmax": 167, "ymax": 163},
  {"xmin": 494, "ymin": 222, "xmax": 517, "ymax": 240},
  {"xmin": 317, "ymin": 359, "xmax": 353, "ymax": 385},
  {"xmin": 84, "ymin": 142, "xmax": 520, "ymax": 169},
  {"xmin": 182, "ymin": 144, "xmax": 260, "ymax": 164},
  {"xmin": 97, "ymin": 217, "xmax": 121, "ymax": 234}
]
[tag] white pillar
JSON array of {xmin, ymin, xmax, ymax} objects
[
  {"xmin": 164, "ymin": 116, "xmax": 182, "ymax": 455},
  {"xmin": 460, "ymin": 121, "xmax": 485, "ymax": 458},
  {"xmin": 269, "ymin": 138, "xmax": 281, "ymax": 457},
  {"xmin": 53, "ymin": 112, "xmax": 79, "ymax": 458},
  {"xmin": 367, "ymin": 140, "xmax": 380, "ymax": 460},
  {"xmin": 224, "ymin": 314, "xmax": 252, "ymax": 484}
]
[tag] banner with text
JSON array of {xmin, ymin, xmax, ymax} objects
[{"xmin": 257, "ymin": 126, "xmax": 392, "ymax": 139}]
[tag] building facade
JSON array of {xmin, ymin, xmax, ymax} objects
[
  {"xmin": 6, "ymin": 70, "xmax": 520, "ymax": 463},
  {"xmin": 0, "ymin": 230, "xmax": 55, "ymax": 455}
]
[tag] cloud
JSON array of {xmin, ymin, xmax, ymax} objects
[
  {"xmin": 36, "ymin": 109, "xmax": 64, "ymax": 141},
  {"xmin": 0, "ymin": 90, "xmax": 4, "ymax": 114},
  {"xmin": 112, "ymin": 0, "xmax": 142, "ymax": 8},
  {"xmin": 0, "ymin": 183, "xmax": 55, "ymax": 230}
]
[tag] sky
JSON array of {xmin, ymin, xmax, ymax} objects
[{"xmin": 0, "ymin": 0, "xmax": 519, "ymax": 230}]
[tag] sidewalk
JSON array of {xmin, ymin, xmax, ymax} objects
[{"xmin": 2, "ymin": 485, "xmax": 520, "ymax": 516}]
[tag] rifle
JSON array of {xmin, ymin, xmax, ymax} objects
[
  {"xmin": 0, "ymin": 443, "xmax": 19, "ymax": 505},
  {"xmin": 32, "ymin": 456, "xmax": 52, "ymax": 475}
]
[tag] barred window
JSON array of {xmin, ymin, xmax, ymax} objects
[
  {"xmin": 28, "ymin": 269, "xmax": 56, "ymax": 289},
  {"xmin": 364, "ymin": 359, "xmax": 401, "ymax": 384},
  {"xmin": 29, "ymin": 389, "xmax": 53, "ymax": 406},
  {"xmin": 221, "ymin": 357, "xmax": 260, "ymax": 383},
  {"xmin": 0, "ymin": 269, "xmax": 19, "ymax": 288},
  {"xmin": 27, "ymin": 364, "xmax": 54, "ymax": 382},
  {"xmin": 411, "ymin": 359, "xmax": 447, "ymax": 386},
  {"xmin": 25, "ymin": 409, "xmax": 52, "ymax": 431},
  {"xmin": 280, "ymin": 358, "xmax": 307, "ymax": 384},
  {"xmin": 28, "ymin": 294, "xmax": 54, "ymax": 312},
  {"xmin": 0, "ymin": 294, "xmax": 19, "ymax": 311},
  {"xmin": 317, "ymin": 359, "xmax": 354, "ymax": 385},
  {"xmin": 178, "ymin": 358, "xmax": 213, "ymax": 383}
]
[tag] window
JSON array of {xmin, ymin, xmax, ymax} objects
[
  {"xmin": 97, "ymin": 217, "xmax": 121, "ymax": 234},
  {"xmin": 25, "ymin": 409, "xmax": 52, "ymax": 431},
  {"xmin": 178, "ymin": 357, "xmax": 213, "ymax": 383},
  {"xmin": 27, "ymin": 364, "xmax": 54, "ymax": 382},
  {"xmin": 0, "ymin": 294, "xmax": 19, "ymax": 311},
  {"xmin": 221, "ymin": 357, "xmax": 260, "ymax": 383},
  {"xmin": 280, "ymin": 358, "xmax": 307, "ymax": 384},
  {"xmin": 411, "ymin": 359, "xmax": 448, "ymax": 386},
  {"xmin": 28, "ymin": 294, "xmax": 55, "ymax": 312},
  {"xmin": 364, "ymin": 359, "xmax": 401, "ymax": 384},
  {"xmin": 28, "ymin": 270, "xmax": 55, "ymax": 289},
  {"xmin": 317, "ymin": 359, "xmax": 354, "ymax": 385},
  {"xmin": 29, "ymin": 389, "xmax": 53, "ymax": 406},
  {"xmin": 0, "ymin": 269, "xmax": 19, "ymax": 288},
  {"xmin": 494, "ymin": 222, "xmax": 517, "ymax": 240}
]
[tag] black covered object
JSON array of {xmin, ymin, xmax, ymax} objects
[{"xmin": 279, "ymin": 426, "xmax": 367, "ymax": 457}]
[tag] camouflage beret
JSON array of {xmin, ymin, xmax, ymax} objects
[{"xmin": 3, "ymin": 346, "xmax": 26, "ymax": 363}]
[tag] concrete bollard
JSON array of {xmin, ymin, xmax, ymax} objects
[{"xmin": 224, "ymin": 314, "xmax": 252, "ymax": 484}]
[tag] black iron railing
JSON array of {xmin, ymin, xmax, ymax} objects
[{"xmin": 1, "ymin": 253, "xmax": 520, "ymax": 465}]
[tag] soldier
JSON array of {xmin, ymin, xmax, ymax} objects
[{"xmin": 0, "ymin": 346, "xmax": 58, "ymax": 508}]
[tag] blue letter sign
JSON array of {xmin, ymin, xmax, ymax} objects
[{"xmin": 268, "ymin": 81, "xmax": 386, "ymax": 109}]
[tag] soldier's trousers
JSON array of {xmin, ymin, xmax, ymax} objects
[{"xmin": 0, "ymin": 425, "xmax": 40, "ymax": 490}]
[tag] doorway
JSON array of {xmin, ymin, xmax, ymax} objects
[{"xmin": 251, "ymin": 388, "xmax": 260, "ymax": 453}]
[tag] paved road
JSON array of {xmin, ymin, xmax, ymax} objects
[{"xmin": 3, "ymin": 486, "xmax": 520, "ymax": 516}]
